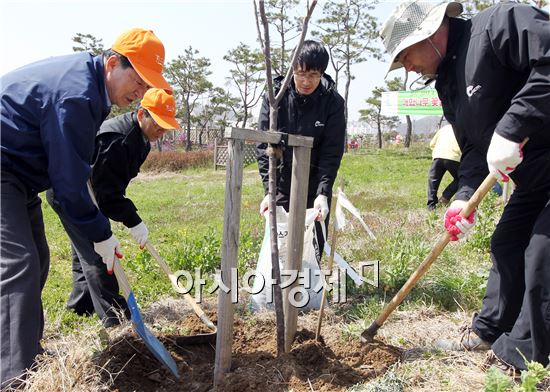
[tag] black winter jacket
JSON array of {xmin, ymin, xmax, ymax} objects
[
  {"xmin": 90, "ymin": 112, "xmax": 151, "ymax": 228},
  {"xmin": 435, "ymin": 4, "xmax": 550, "ymax": 200},
  {"xmin": 256, "ymin": 74, "xmax": 346, "ymax": 206}
]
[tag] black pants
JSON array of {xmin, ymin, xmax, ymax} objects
[
  {"xmin": 1, "ymin": 172, "xmax": 49, "ymax": 388},
  {"xmin": 472, "ymin": 185, "xmax": 550, "ymax": 370},
  {"xmin": 45, "ymin": 190, "xmax": 129, "ymax": 327},
  {"xmin": 427, "ymin": 158, "xmax": 459, "ymax": 208}
]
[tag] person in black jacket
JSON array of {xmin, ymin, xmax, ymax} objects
[
  {"xmin": 46, "ymin": 88, "xmax": 180, "ymax": 327},
  {"xmin": 381, "ymin": 0, "xmax": 550, "ymax": 374},
  {"xmin": 256, "ymin": 40, "xmax": 346, "ymax": 254}
]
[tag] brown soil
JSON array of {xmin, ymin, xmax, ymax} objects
[{"xmin": 96, "ymin": 312, "xmax": 401, "ymax": 392}]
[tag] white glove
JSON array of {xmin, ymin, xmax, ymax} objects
[
  {"xmin": 486, "ymin": 133, "xmax": 523, "ymax": 182},
  {"xmin": 444, "ymin": 200, "xmax": 476, "ymax": 241},
  {"xmin": 313, "ymin": 194, "xmax": 329, "ymax": 221},
  {"xmin": 93, "ymin": 234, "xmax": 122, "ymax": 274},
  {"xmin": 259, "ymin": 195, "xmax": 270, "ymax": 215},
  {"xmin": 129, "ymin": 222, "xmax": 148, "ymax": 248}
]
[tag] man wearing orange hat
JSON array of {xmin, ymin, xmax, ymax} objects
[
  {"xmin": 46, "ymin": 88, "xmax": 179, "ymax": 328},
  {"xmin": 0, "ymin": 29, "xmax": 171, "ymax": 386}
]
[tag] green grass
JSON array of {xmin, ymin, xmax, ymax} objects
[{"xmin": 41, "ymin": 145, "xmax": 497, "ymax": 332}]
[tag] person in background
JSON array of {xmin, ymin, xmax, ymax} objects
[
  {"xmin": 46, "ymin": 88, "xmax": 180, "ymax": 327},
  {"xmin": 0, "ymin": 28, "xmax": 171, "ymax": 387},
  {"xmin": 256, "ymin": 40, "xmax": 346, "ymax": 255},
  {"xmin": 427, "ymin": 124, "xmax": 461, "ymax": 210},
  {"xmin": 381, "ymin": 0, "xmax": 549, "ymax": 375}
]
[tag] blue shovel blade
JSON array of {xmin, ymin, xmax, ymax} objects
[{"xmin": 127, "ymin": 292, "xmax": 180, "ymax": 379}]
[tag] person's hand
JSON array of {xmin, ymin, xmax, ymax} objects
[
  {"xmin": 129, "ymin": 222, "xmax": 148, "ymax": 248},
  {"xmin": 93, "ymin": 235, "xmax": 123, "ymax": 274},
  {"xmin": 486, "ymin": 133, "xmax": 523, "ymax": 182},
  {"xmin": 444, "ymin": 200, "xmax": 476, "ymax": 241},
  {"xmin": 259, "ymin": 195, "xmax": 270, "ymax": 215},
  {"xmin": 314, "ymin": 194, "xmax": 329, "ymax": 221}
]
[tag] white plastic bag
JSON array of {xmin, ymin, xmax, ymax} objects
[{"xmin": 250, "ymin": 206, "xmax": 323, "ymax": 311}]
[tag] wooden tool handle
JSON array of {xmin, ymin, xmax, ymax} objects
[
  {"xmin": 113, "ymin": 258, "xmax": 131, "ymax": 299},
  {"xmin": 374, "ymin": 173, "xmax": 497, "ymax": 328},
  {"xmin": 145, "ymin": 242, "xmax": 216, "ymax": 329}
]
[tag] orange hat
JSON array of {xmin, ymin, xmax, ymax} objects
[
  {"xmin": 112, "ymin": 28, "xmax": 171, "ymax": 91},
  {"xmin": 140, "ymin": 88, "xmax": 180, "ymax": 129}
]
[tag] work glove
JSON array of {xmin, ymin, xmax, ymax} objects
[
  {"xmin": 486, "ymin": 133, "xmax": 523, "ymax": 182},
  {"xmin": 259, "ymin": 194, "xmax": 270, "ymax": 215},
  {"xmin": 129, "ymin": 221, "xmax": 148, "ymax": 248},
  {"xmin": 93, "ymin": 234, "xmax": 122, "ymax": 274},
  {"xmin": 313, "ymin": 194, "xmax": 329, "ymax": 222},
  {"xmin": 444, "ymin": 200, "xmax": 476, "ymax": 242}
]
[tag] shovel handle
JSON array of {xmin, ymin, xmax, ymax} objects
[
  {"xmin": 145, "ymin": 242, "xmax": 216, "ymax": 330},
  {"xmin": 112, "ymin": 258, "xmax": 132, "ymax": 299},
  {"xmin": 366, "ymin": 173, "xmax": 498, "ymax": 337},
  {"xmin": 145, "ymin": 243, "xmax": 187, "ymax": 294}
]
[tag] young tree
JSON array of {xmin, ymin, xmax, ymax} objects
[
  {"xmin": 72, "ymin": 33, "xmax": 104, "ymax": 56},
  {"xmin": 254, "ymin": 0, "xmax": 317, "ymax": 356},
  {"xmin": 264, "ymin": 0, "xmax": 301, "ymax": 75},
  {"xmin": 313, "ymin": 0, "xmax": 381, "ymax": 124},
  {"xmin": 165, "ymin": 47, "xmax": 213, "ymax": 151},
  {"xmin": 359, "ymin": 77, "xmax": 401, "ymax": 149},
  {"xmin": 223, "ymin": 43, "xmax": 265, "ymax": 128}
]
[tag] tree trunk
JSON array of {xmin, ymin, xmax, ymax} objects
[
  {"xmin": 404, "ymin": 115, "xmax": 412, "ymax": 147},
  {"xmin": 343, "ymin": 63, "xmax": 351, "ymax": 153},
  {"xmin": 185, "ymin": 103, "xmax": 192, "ymax": 152},
  {"xmin": 267, "ymin": 106, "xmax": 285, "ymax": 356},
  {"xmin": 377, "ymin": 114, "xmax": 382, "ymax": 149},
  {"xmin": 268, "ymin": 147, "xmax": 285, "ymax": 356},
  {"xmin": 242, "ymin": 109, "xmax": 249, "ymax": 128}
]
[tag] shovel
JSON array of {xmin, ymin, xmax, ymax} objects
[
  {"xmin": 85, "ymin": 182, "xmax": 179, "ymax": 377},
  {"xmin": 361, "ymin": 173, "xmax": 497, "ymax": 343},
  {"xmin": 145, "ymin": 242, "xmax": 217, "ymax": 345},
  {"xmin": 112, "ymin": 259, "xmax": 180, "ymax": 378}
]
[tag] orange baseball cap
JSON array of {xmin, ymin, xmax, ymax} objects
[
  {"xmin": 141, "ymin": 88, "xmax": 180, "ymax": 129},
  {"xmin": 111, "ymin": 28, "xmax": 171, "ymax": 91}
]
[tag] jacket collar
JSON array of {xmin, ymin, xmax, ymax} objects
[
  {"xmin": 437, "ymin": 17, "xmax": 470, "ymax": 74},
  {"xmin": 94, "ymin": 55, "xmax": 111, "ymax": 116}
]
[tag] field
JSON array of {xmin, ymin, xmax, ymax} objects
[{"xmin": 20, "ymin": 146, "xmax": 547, "ymax": 391}]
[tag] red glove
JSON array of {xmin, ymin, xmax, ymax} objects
[{"xmin": 444, "ymin": 200, "xmax": 476, "ymax": 241}]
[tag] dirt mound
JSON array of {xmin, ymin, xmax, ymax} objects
[{"xmin": 97, "ymin": 313, "xmax": 401, "ymax": 392}]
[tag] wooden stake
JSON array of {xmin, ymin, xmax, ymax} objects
[
  {"xmin": 283, "ymin": 145, "xmax": 311, "ymax": 352},
  {"xmin": 214, "ymin": 138, "xmax": 244, "ymax": 388}
]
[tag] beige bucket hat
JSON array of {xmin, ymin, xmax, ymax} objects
[{"xmin": 381, "ymin": 1, "xmax": 463, "ymax": 76}]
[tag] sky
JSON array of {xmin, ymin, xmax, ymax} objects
[{"xmin": 0, "ymin": 0, "xmax": 400, "ymax": 123}]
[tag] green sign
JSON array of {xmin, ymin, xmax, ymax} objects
[{"xmin": 381, "ymin": 89, "xmax": 443, "ymax": 116}]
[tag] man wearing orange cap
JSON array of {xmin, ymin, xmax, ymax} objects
[
  {"xmin": 0, "ymin": 29, "xmax": 170, "ymax": 386},
  {"xmin": 46, "ymin": 88, "xmax": 179, "ymax": 328}
]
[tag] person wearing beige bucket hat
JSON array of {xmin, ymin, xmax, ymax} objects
[
  {"xmin": 381, "ymin": 0, "xmax": 550, "ymax": 376},
  {"xmin": 380, "ymin": 1, "xmax": 462, "ymax": 77},
  {"xmin": 0, "ymin": 28, "xmax": 171, "ymax": 387},
  {"xmin": 46, "ymin": 88, "xmax": 180, "ymax": 330}
]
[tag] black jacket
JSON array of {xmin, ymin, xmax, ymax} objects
[
  {"xmin": 256, "ymin": 74, "xmax": 346, "ymax": 206},
  {"xmin": 435, "ymin": 4, "xmax": 550, "ymax": 200},
  {"xmin": 90, "ymin": 112, "xmax": 151, "ymax": 228}
]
